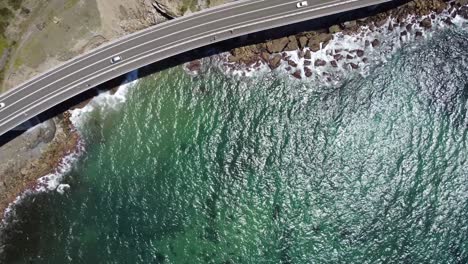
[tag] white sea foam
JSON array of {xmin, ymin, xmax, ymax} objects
[
  {"xmin": 221, "ymin": 5, "xmax": 467, "ymax": 85},
  {"xmin": 70, "ymin": 70, "xmax": 139, "ymax": 130},
  {"xmin": 2, "ymin": 71, "xmax": 140, "ymax": 224}
]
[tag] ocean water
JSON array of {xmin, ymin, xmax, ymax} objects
[{"xmin": 3, "ymin": 26, "xmax": 468, "ymax": 263}]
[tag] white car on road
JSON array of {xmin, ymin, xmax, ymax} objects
[
  {"xmin": 296, "ymin": 1, "xmax": 308, "ymax": 8},
  {"xmin": 110, "ymin": 55, "xmax": 122, "ymax": 64},
  {"xmin": 0, "ymin": 102, "xmax": 5, "ymax": 109}
]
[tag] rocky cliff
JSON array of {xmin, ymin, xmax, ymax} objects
[{"xmin": 152, "ymin": 0, "xmax": 232, "ymax": 17}]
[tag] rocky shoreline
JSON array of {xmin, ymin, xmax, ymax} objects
[
  {"xmin": 185, "ymin": 0, "xmax": 467, "ymax": 82},
  {"xmin": 0, "ymin": 113, "xmax": 81, "ymax": 223}
]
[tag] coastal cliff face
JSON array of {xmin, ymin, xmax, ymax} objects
[{"xmin": 152, "ymin": 0, "xmax": 231, "ymax": 17}]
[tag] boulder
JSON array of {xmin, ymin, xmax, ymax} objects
[
  {"xmin": 329, "ymin": 24, "xmax": 341, "ymax": 34},
  {"xmin": 307, "ymin": 33, "xmax": 332, "ymax": 52},
  {"xmin": 298, "ymin": 50, "xmax": 305, "ymax": 58},
  {"xmin": 266, "ymin": 37, "xmax": 289, "ymax": 53},
  {"xmin": 459, "ymin": 6, "xmax": 468, "ymax": 19},
  {"xmin": 314, "ymin": 59, "xmax": 327, "ymax": 67},
  {"xmin": 269, "ymin": 55, "xmax": 282, "ymax": 70},
  {"xmin": 260, "ymin": 51, "xmax": 270, "ymax": 62},
  {"xmin": 285, "ymin": 36, "xmax": 299, "ymax": 51},
  {"xmin": 455, "ymin": 0, "xmax": 468, "ymax": 6},
  {"xmin": 298, "ymin": 36, "xmax": 308, "ymax": 49},
  {"xmin": 406, "ymin": 23, "xmax": 413, "ymax": 32},
  {"xmin": 186, "ymin": 60, "xmax": 202, "ymax": 72},
  {"xmin": 371, "ymin": 39, "xmax": 380, "ymax": 47},
  {"xmin": 304, "ymin": 67, "xmax": 313, "ymax": 77},
  {"xmin": 292, "ymin": 70, "xmax": 302, "ymax": 79},
  {"xmin": 420, "ymin": 18, "xmax": 432, "ymax": 29},
  {"xmin": 333, "ymin": 54, "xmax": 344, "ymax": 61},
  {"xmin": 287, "ymin": 60, "xmax": 298, "ymax": 67},
  {"xmin": 304, "ymin": 50, "xmax": 311, "ymax": 60},
  {"xmin": 356, "ymin": 50, "xmax": 364, "ymax": 57},
  {"xmin": 415, "ymin": 31, "xmax": 423, "ymax": 39},
  {"xmin": 342, "ymin": 20, "xmax": 358, "ymax": 31}
]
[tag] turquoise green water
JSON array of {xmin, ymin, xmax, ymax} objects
[{"xmin": 4, "ymin": 28, "xmax": 468, "ymax": 263}]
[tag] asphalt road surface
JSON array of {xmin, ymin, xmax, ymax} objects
[{"xmin": 0, "ymin": 0, "xmax": 392, "ymax": 137}]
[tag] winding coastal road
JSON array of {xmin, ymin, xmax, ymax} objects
[{"xmin": 0, "ymin": 0, "xmax": 392, "ymax": 137}]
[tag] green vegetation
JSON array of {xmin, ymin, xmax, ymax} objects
[
  {"xmin": 7, "ymin": 0, "xmax": 23, "ymax": 10},
  {"xmin": 64, "ymin": 0, "xmax": 79, "ymax": 10},
  {"xmin": 0, "ymin": 7, "xmax": 13, "ymax": 36},
  {"xmin": 179, "ymin": 0, "xmax": 198, "ymax": 14},
  {"xmin": 0, "ymin": 36, "xmax": 8, "ymax": 55}
]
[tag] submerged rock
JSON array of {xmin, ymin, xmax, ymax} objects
[
  {"xmin": 314, "ymin": 59, "xmax": 327, "ymax": 67},
  {"xmin": 420, "ymin": 18, "xmax": 432, "ymax": 29},
  {"xmin": 292, "ymin": 70, "xmax": 302, "ymax": 79}
]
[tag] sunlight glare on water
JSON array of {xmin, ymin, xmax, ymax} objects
[{"xmin": 3, "ymin": 27, "xmax": 468, "ymax": 263}]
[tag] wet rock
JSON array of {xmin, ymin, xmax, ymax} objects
[
  {"xmin": 314, "ymin": 59, "xmax": 326, "ymax": 67},
  {"xmin": 388, "ymin": 23, "xmax": 394, "ymax": 31},
  {"xmin": 287, "ymin": 60, "xmax": 298, "ymax": 67},
  {"xmin": 304, "ymin": 67, "xmax": 313, "ymax": 77},
  {"xmin": 269, "ymin": 55, "xmax": 282, "ymax": 70},
  {"xmin": 400, "ymin": 30, "xmax": 408, "ymax": 37},
  {"xmin": 420, "ymin": 18, "xmax": 432, "ymax": 29},
  {"xmin": 304, "ymin": 60, "xmax": 311, "ymax": 66},
  {"xmin": 298, "ymin": 50, "xmax": 305, "ymax": 58},
  {"xmin": 186, "ymin": 60, "xmax": 202, "ymax": 72},
  {"xmin": 459, "ymin": 6, "xmax": 468, "ymax": 19},
  {"xmin": 350, "ymin": 62, "xmax": 359, "ymax": 69},
  {"xmin": 374, "ymin": 18, "xmax": 387, "ymax": 28},
  {"xmin": 285, "ymin": 66, "xmax": 291, "ymax": 71},
  {"xmin": 346, "ymin": 54, "xmax": 354, "ymax": 60},
  {"xmin": 329, "ymin": 24, "xmax": 341, "ymax": 34},
  {"xmin": 455, "ymin": 0, "xmax": 468, "ymax": 7},
  {"xmin": 365, "ymin": 40, "xmax": 370, "ymax": 47},
  {"xmin": 406, "ymin": 23, "xmax": 413, "ymax": 32},
  {"xmin": 415, "ymin": 31, "xmax": 424, "ymax": 39},
  {"xmin": 292, "ymin": 70, "xmax": 302, "ymax": 79},
  {"xmin": 330, "ymin": 60, "xmax": 338, "ymax": 68},
  {"xmin": 307, "ymin": 33, "xmax": 333, "ymax": 52},
  {"xmin": 266, "ymin": 37, "xmax": 289, "ymax": 53},
  {"xmin": 371, "ymin": 39, "xmax": 380, "ymax": 47},
  {"xmin": 304, "ymin": 50, "xmax": 312, "ymax": 60},
  {"xmin": 443, "ymin": 17, "xmax": 454, "ymax": 25},
  {"xmin": 333, "ymin": 54, "xmax": 344, "ymax": 61},
  {"xmin": 356, "ymin": 49, "xmax": 364, "ymax": 57},
  {"xmin": 362, "ymin": 57, "xmax": 369, "ymax": 63}
]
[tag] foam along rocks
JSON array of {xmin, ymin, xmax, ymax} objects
[
  {"xmin": 2, "ymin": 70, "xmax": 140, "ymax": 224},
  {"xmin": 219, "ymin": 2, "xmax": 468, "ymax": 85},
  {"xmin": 70, "ymin": 70, "xmax": 140, "ymax": 130}
]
